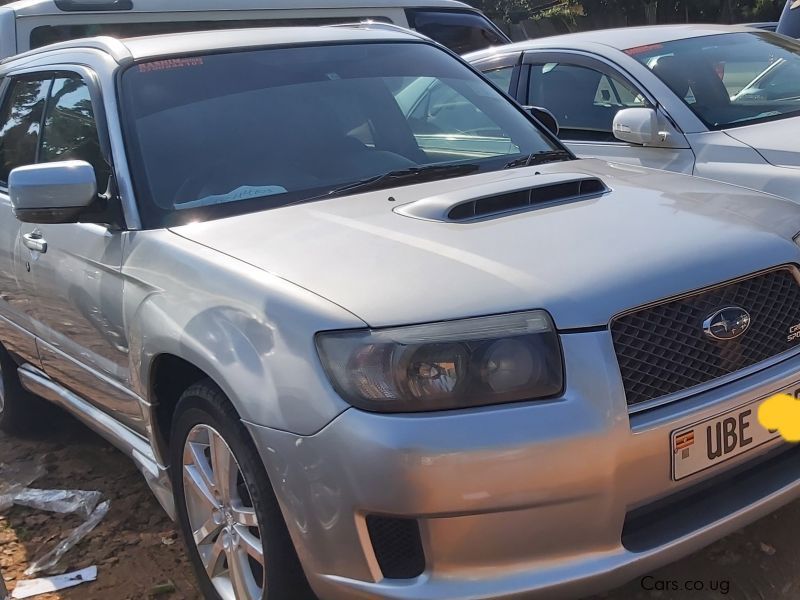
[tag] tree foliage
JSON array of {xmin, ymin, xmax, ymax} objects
[{"xmin": 468, "ymin": 0, "xmax": 783, "ymax": 24}]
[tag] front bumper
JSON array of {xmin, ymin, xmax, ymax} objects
[{"xmin": 247, "ymin": 331, "xmax": 800, "ymax": 600}]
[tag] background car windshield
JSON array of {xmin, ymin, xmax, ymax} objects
[
  {"xmin": 121, "ymin": 42, "xmax": 558, "ymax": 227},
  {"xmin": 627, "ymin": 32, "xmax": 800, "ymax": 129}
]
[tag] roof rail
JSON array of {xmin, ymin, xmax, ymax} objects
[
  {"xmin": 0, "ymin": 36, "xmax": 133, "ymax": 66},
  {"xmin": 327, "ymin": 20, "xmax": 431, "ymax": 42}
]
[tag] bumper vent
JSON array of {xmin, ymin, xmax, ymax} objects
[
  {"xmin": 366, "ymin": 515, "xmax": 425, "ymax": 579},
  {"xmin": 611, "ymin": 267, "xmax": 800, "ymax": 408},
  {"xmin": 447, "ymin": 177, "xmax": 607, "ymax": 221}
]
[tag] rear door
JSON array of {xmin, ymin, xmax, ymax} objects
[{"xmin": 519, "ymin": 51, "xmax": 695, "ymax": 173}]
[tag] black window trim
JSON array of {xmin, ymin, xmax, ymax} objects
[
  {"xmin": 34, "ymin": 76, "xmax": 56, "ymax": 164},
  {"xmin": 0, "ymin": 64, "xmax": 114, "ymax": 192},
  {"xmin": 0, "ymin": 76, "xmax": 10, "ymax": 186}
]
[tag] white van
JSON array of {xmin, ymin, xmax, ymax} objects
[{"xmin": 0, "ymin": 0, "xmax": 509, "ymax": 58}]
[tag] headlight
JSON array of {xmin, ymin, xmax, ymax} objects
[{"xmin": 316, "ymin": 310, "xmax": 563, "ymax": 412}]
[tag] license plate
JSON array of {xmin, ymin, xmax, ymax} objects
[{"xmin": 670, "ymin": 386, "xmax": 799, "ymax": 480}]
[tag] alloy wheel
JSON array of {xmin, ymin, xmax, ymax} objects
[{"xmin": 183, "ymin": 424, "xmax": 265, "ymax": 600}]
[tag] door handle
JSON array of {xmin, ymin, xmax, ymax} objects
[{"xmin": 22, "ymin": 232, "xmax": 47, "ymax": 254}]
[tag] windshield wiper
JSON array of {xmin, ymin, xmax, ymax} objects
[
  {"xmin": 504, "ymin": 150, "xmax": 574, "ymax": 170},
  {"xmin": 313, "ymin": 163, "xmax": 481, "ymax": 200}
]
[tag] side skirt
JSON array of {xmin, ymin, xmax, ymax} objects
[{"xmin": 17, "ymin": 363, "xmax": 176, "ymax": 520}]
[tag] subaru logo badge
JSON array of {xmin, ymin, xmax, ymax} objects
[{"xmin": 703, "ymin": 307, "xmax": 752, "ymax": 341}]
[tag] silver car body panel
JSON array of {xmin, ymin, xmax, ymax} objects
[
  {"xmin": 173, "ymin": 159, "xmax": 800, "ymax": 330},
  {"xmin": 248, "ymin": 333, "xmax": 800, "ymax": 599},
  {"xmin": 1, "ymin": 29, "xmax": 800, "ymax": 600}
]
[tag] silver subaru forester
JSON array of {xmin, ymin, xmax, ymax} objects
[{"xmin": 1, "ymin": 24, "xmax": 800, "ymax": 600}]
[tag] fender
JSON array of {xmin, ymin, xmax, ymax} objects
[{"xmin": 122, "ymin": 229, "xmax": 363, "ymax": 436}]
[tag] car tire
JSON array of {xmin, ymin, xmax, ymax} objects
[
  {"xmin": 0, "ymin": 345, "xmax": 48, "ymax": 434},
  {"xmin": 170, "ymin": 379, "xmax": 315, "ymax": 600}
]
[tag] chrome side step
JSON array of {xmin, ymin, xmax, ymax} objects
[{"xmin": 17, "ymin": 363, "xmax": 175, "ymax": 520}]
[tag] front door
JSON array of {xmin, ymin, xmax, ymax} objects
[
  {"xmin": 14, "ymin": 70, "xmax": 143, "ymax": 431},
  {"xmin": 519, "ymin": 52, "xmax": 696, "ymax": 174}
]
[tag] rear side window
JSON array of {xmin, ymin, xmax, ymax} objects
[
  {"xmin": 0, "ymin": 78, "xmax": 49, "ymax": 185},
  {"xmin": 41, "ymin": 76, "xmax": 110, "ymax": 189},
  {"xmin": 406, "ymin": 10, "xmax": 508, "ymax": 54}
]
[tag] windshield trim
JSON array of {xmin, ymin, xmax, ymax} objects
[{"xmin": 117, "ymin": 39, "xmax": 565, "ymax": 229}]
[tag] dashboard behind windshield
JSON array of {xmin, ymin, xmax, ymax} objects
[{"xmin": 120, "ymin": 41, "xmax": 560, "ymax": 227}]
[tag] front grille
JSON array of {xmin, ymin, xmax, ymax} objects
[
  {"xmin": 366, "ymin": 515, "xmax": 425, "ymax": 579},
  {"xmin": 611, "ymin": 268, "xmax": 800, "ymax": 407}
]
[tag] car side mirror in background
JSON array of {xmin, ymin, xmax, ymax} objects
[
  {"xmin": 613, "ymin": 107, "xmax": 659, "ymax": 145},
  {"xmin": 9, "ymin": 161, "xmax": 97, "ymax": 224},
  {"xmin": 524, "ymin": 106, "xmax": 560, "ymax": 136}
]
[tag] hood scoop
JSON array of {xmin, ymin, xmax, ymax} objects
[{"xmin": 395, "ymin": 173, "xmax": 609, "ymax": 222}]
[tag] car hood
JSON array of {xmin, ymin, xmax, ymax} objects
[
  {"xmin": 171, "ymin": 159, "xmax": 800, "ymax": 329},
  {"xmin": 725, "ymin": 117, "xmax": 800, "ymax": 168}
]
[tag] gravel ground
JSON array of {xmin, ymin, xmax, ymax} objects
[{"xmin": 1, "ymin": 409, "xmax": 798, "ymax": 600}]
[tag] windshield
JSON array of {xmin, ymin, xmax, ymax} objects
[
  {"xmin": 627, "ymin": 32, "xmax": 800, "ymax": 129},
  {"xmin": 121, "ymin": 42, "xmax": 561, "ymax": 227}
]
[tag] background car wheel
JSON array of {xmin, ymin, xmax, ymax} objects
[
  {"xmin": 170, "ymin": 379, "xmax": 315, "ymax": 600},
  {"xmin": 0, "ymin": 345, "xmax": 48, "ymax": 434}
]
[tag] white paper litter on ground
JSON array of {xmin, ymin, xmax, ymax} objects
[{"xmin": 11, "ymin": 566, "xmax": 97, "ymax": 599}]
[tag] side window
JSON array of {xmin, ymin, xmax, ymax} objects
[
  {"xmin": 0, "ymin": 77, "xmax": 50, "ymax": 185},
  {"xmin": 40, "ymin": 76, "xmax": 110, "ymax": 190},
  {"xmin": 408, "ymin": 79, "xmax": 507, "ymax": 139},
  {"xmin": 528, "ymin": 62, "xmax": 649, "ymax": 142},
  {"xmin": 483, "ymin": 67, "xmax": 514, "ymax": 94},
  {"xmin": 395, "ymin": 77, "xmax": 518, "ymax": 160}
]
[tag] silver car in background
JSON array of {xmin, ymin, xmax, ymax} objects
[
  {"xmin": 467, "ymin": 25, "xmax": 800, "ymax": 203},
  {"xmin": 2, "ymin": 23, "xmax": 800, "ymax": 600}
]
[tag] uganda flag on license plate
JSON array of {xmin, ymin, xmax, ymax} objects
[{"xmin": 674, "ymin": 430, "xmax": 695, "ymax": 453}]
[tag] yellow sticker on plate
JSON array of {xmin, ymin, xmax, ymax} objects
[{"xmin": 758, "ymin": 394, "xmax": 800, "ymax": 442}]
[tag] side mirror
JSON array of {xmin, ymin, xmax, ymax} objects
[
  {"xmin": 9, "ymin": 161, "xmax": 97, "ymax": 224},
  {"xmin": 613, "ymin": 107, "xmax": 659, "ymax": 145},
  {"xmin": 524, "ymin": 106, "xmax": 559, "ymax": 136}
]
